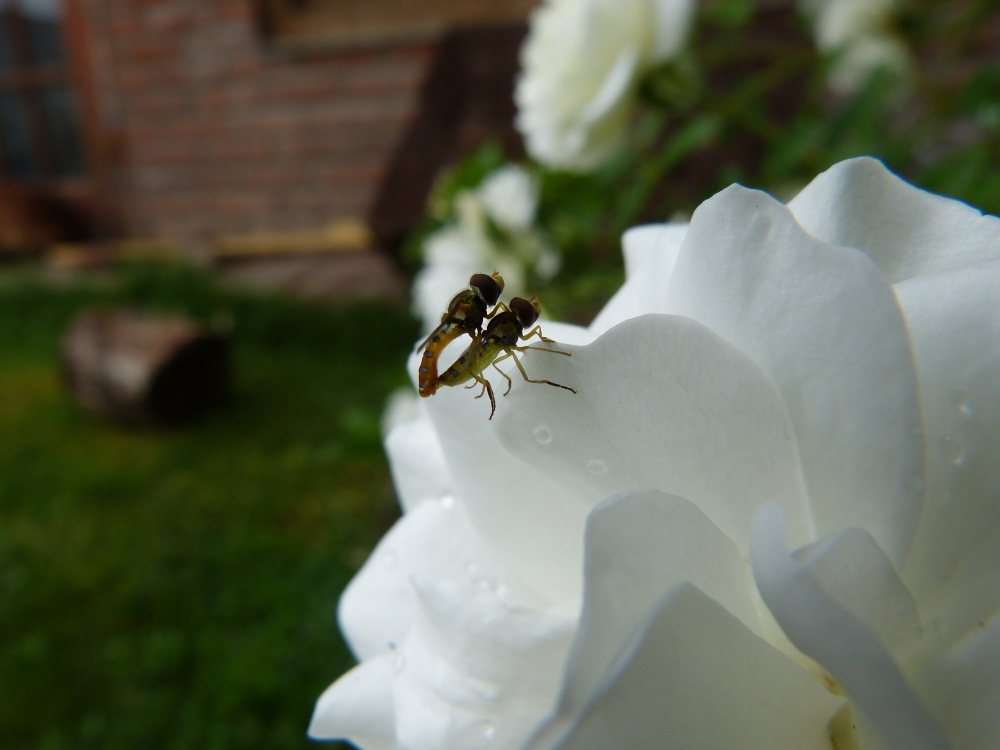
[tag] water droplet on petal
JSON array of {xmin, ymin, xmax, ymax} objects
[
  {"xmin": 533, "ymin": 426, "xmax": 553, "ymax": 445},
  {"xmin": 951, "ymin": 390, "xmax": 974, "ymax": 418},
  {"xmin": 440, "ymin": 494, "xmax": 455, "ymax": 509},
  {"xmin": 586, "ymin": 459, "xmax": 607, "ymax": 475},
  {"xmin": 384, "ymin": 550, "xmax": 397, "ymax": 566},
  {"xmin": 480, "ymin": 720, "xmax": 496, "ymax": 739},
  {"xmin": 941, "ymin": 433, "xmax": 967, "ymax": 467}
]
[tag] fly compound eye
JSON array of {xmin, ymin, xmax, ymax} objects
[
  {"xmin": 510, "ymin": 297, "xmax": 538, "ymax": 328},
  {"xmin": 470, "ymin": 273, "xmax": 501, "ymax": 307}
]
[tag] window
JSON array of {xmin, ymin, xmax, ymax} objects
[
  {"xmin": 259, "ymin": 0, "xmax": 539, "ymax": 50},
  {"xmin": 0, "ymin": 0, "xmax": 85, "ymax": 179}
]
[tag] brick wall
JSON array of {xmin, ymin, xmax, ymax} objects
[{"xmin": 77, "ymin": 0, "xmax": 435, "ymax": 240}]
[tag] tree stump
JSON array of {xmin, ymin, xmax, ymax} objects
[{"xmin": 62, "ymin": 310, "xmax": 229, "ymax": 425}]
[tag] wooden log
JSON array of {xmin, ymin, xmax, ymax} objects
[{"xmin": 61, "ymin": 310, "xmax": 229, "ymax": 425}]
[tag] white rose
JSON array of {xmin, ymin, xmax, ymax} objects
[
  {"xmin": 802, "ymin": 0, "xmax": 910, "ymax": 92},
  {"xmin": 311, "ymin": 157, "xmax": 1000, "ymax": 750},
  {"xmin": 515, "ymin": 0, "xmax": 695, "ymax": 171},
  {"xmin": 478, "ymin": 165, "xmax": 540, "ymax": 233}
]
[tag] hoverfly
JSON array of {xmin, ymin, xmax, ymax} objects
[
  {"xmin": 417, "ymin": 271, "xmax": 506, "ymax": 398},
  {"xmin": 437, "ymin": 296, "xmax": 576, "ymax": 419}
]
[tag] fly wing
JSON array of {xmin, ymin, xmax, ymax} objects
[{"xmin": 416, "ymin": 320, "xmax": 449, "ymax": 353}]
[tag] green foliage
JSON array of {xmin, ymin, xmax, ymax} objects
[
  {"xmin": 701, "ymin": 0, "xmax": 755, "ymax": 29},
  {"xmin": 0, "ymin": 264, "xmax": 417, "ymax": 750}
]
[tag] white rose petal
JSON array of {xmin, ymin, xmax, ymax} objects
[
  {"xmin": 494, "ymin": 314, "xmax": 815, "ymax": 557},
  {"xmin": 915, "ymin": 618, "xmax": 1000, "ymax": 750},
  {"xmin": 531, "ymin": 583, "xmax": 843, "ymax": 750},
  {"xmin": 789, "ymin": 157, "xmax": 1000, "ymax": 282},
  {"xmin": 551, "ymin": 489, "xmax": 765, "ymax": 715},
  {"xmin": 383, "ymin": 398, "xmax": 455, "ymax": 513},
  {"xmin": 587, "ymin": 223, "xmax": 687, "ymax": 336},
  {"xmin": 662, "ymin": 184, "xmax": 925, "ymax": 565},
  {"xmin": 415, "ymin": 353, "xmax": 589, "ymax": 603},
  {"xmin": 894, "ymin": 260, "xmax": 1000, "ymax": 601},
  {"xmin": 337, "ymin": 496, "xmax": 503, "ymax": 662},
  {"xmin": 393, "ymin": 576, "xmax": 573, "ymax": 750},
  {"xmin": 751, "ymin": 503, "xmax": 951, "ymax": 750},
  {"xmin": 309, "ymin": 654, "xmax": 396, "ymax": 747}
]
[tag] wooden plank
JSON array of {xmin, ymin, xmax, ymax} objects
[
  {"xmin": 213, "ymin": 219, "xmax": 374, "ymax": 259},
  {"xmin": 263, "ymin": 0, "xmax": 539, "ymax": 50}
]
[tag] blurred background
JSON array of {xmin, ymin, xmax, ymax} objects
[{"xmin": 0, "ymin": 0, "xmax": 997, "ymax": 748}]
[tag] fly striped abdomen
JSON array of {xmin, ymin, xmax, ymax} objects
[
  {"xmin": 437, "ymin": 339, "xmax": 500, "ymax": 388},
  {"xmin": 418, "ymin": 324, "xmax": 465, "ymax": 397}
]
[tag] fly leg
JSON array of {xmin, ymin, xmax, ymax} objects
[
  {"xmin": 469, "ymin": 371, "xmax": 497, "ymax": 418},
  {"xmin": 469, "ymin": 353, "xmax": 497, "ymax": 419},
  {"xmin": 485, "ymin": 301, "xmax": 510, "ymax": 319},
  {"xmin": 520, "ymin": 324, "xmax": 555, "ymax": 343},
  {"xmin": 514, "ymin": 344, "xmax": 571, "ymax": 358},
  {"xmin": 491, "ymin": 352, "xmax": 514, "ymax": 396},
  {"xmin": 510, "ymin": 351, "xmax": 577, "ymax": 394},
  {"xmin": 468, "ymin": 377, "xmax": 487, "ymax": 397}
]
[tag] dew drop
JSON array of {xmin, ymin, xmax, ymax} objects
[
  {"xmin": 941, "ymin": 433, "xmax": 967, "ymax": 467},
  {"xmin": 384, "ymin": 550, "xmax": 397, "ymax": 566},
  {"xmin": 533, "ymin": 426, "xmax": 553, "ymax": 445},
  {"xmin": 586, "ymin": 459, "xmax": 607, "ymax": 475},
  {"xmin": 951, "ymin": 390, "xmax": 974, "ymax": 418},
  {"xmin": 480, "ymin": 720, "xmax": 496, "ymax": 739},
  {"xmin": 439, "ymin": 494, "xmax": 456, "ymax": 509}
]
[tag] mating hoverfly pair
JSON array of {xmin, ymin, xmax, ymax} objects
[{"xmin": 417, "ymin": 272, "xmax": 576, "ymax": 419}]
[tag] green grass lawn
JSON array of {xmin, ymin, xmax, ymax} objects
[{"xmin": 0, "ymin": 263, "xmax": 417, "ymax": 750}]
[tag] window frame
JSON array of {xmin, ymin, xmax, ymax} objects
[{"xmin": 0, "ymin": 0, "xmax": 90, "ymax": 181}]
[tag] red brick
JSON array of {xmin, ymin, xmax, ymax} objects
[{"xmin": 80, "ymin": 0, "xmax": 432, "ymax": 239}]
